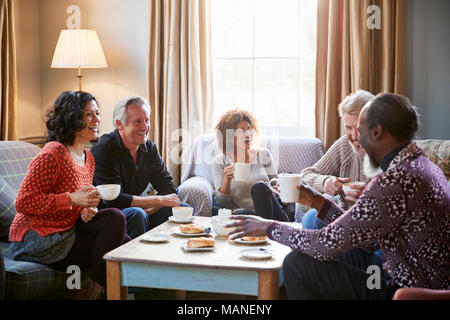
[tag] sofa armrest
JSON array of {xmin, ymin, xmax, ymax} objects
[{"xmin": 178, "ymin": 176, "xmax": 214, "ymax": 217}]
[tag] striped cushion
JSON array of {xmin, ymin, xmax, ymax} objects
[{"xmin": 0, "ymin": 141, "xmax": 40, "ymax": 192}]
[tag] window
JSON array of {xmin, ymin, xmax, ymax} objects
[{"xmin": 211, "ymin": 0, "xmax": 317, "ymax": 136}]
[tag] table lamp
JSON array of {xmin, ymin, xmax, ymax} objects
[{"xmin": 51, "ymin": 29, "xmax": 107, "ymax": 91}]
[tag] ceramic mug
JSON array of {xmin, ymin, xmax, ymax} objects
[
  {"xmin": 233, "ymin": 162, "xmax": 251, "ymax": 182},
  {"xmin": 268, "ymin": 173, "xmax": 302, "ymax": 203}
]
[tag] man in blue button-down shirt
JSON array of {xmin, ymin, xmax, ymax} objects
[{"xmin": 91, "ymin": 96, "xmax": 188, "ymax": 238}]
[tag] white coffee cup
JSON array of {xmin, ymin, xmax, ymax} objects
[
  {"xmin": 211, "ymin": 216, "xmax": 235, "ymax": 237},
  {"xmin": 217, "ymin": 208, "xmax": 232, "ymax": 221},
  {"xmin": 172, "ymin": 207, "xmax": 194, "ymax": 221},
  {"xmin": 97, "ymin": 184, "xmax": 121, "ymax": 201},
  {"xmin": 234, "ymin": 163, "xmax": 251, "ymax": 182},
  {"xmin": 268, "ymin": 173, "xmax": 302, "ymax": 203}
]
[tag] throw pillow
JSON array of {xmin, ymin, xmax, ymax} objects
[{"xmin": 0, "ymin": 175, "xmax": 17, "ymax": 241}]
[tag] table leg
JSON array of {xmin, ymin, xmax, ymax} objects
[
  {"xmin": 106, "ymin": 260, "xmax": 127, "ymax": 300},
  {"xmin": 258, "ymin": 271, "xmax": 279, "ymax": 300}
]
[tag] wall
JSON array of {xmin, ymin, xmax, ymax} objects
[
  {"xmin": 406, "ymin": 0, "xmax": 450, "ymax": 140},
  {"xmin": 15, "ymin": 1, "xmax": 450, "ymax": 140},
  {"xmin": 15, "ymin": 0, "xmax": 149, "ymax": 139}
]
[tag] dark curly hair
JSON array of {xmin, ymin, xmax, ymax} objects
[
  {"xmin": 45, "ymin": 91, "xmax": 98, "ymax": 146},
  {"xmin": 215, "ymin": 108, "xmax": 259, "ymax": 155}
]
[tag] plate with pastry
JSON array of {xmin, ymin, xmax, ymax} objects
[
  {"xmin": 141, "ymin": 233, "xmax": 170, "ymax": 243},
  {"xmin": 234, "ymin": 236, "xmax": 267, "ymax": 245},
  {"xmin": 240, "ymin": 248, "xmax": 273, "ymax": 260},
  {"xmin": 172, "ymin": 223, "xmax": 211, "ymax": 237},
  {"xmin": 181, "ymin": 237, "xmax": 216, "ymax": 252}
]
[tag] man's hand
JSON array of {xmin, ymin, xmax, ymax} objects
[
  {"xmin": 296, "ymin": 183, "xmax": 326, "ymax": 211},
  {"xmin": 157, "ymin": 194, "xmax": 180, "ymax": 207},
  {"xmin": 144, "ymin": 206, "xmax": 163, "ymax": 216},
  {"xmin": 226, "ymin": 215, "xmax": 273, "ymax": 240},
  {"xmin": 80, "ymin": 207, "xmax": 98, "ymax": 223},
  {"xmin": 343, "ymin": 183, "xmax": 366, "ymax": 205},
  {"xmin": 323, "ymin": 176, "xmax": 350, "ymax": 196}
]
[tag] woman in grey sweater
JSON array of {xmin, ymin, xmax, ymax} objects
[{"xmin": 213, "ymin": 109, "xmax": 289, "ymax": 221}]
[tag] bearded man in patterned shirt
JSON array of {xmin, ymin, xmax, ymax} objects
[{"xmin": 227, "ymin": 93, "xmax": 450, "ymax": 299}]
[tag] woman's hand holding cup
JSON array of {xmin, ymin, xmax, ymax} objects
[
  {"xmin": 220, "ymin": 165, "xmax": 235, "ymax": 194},
  {"xmin": 223, "ymin": 164, "xmax": 235, "ymax": 182},
  {"xmin": 69, "ymin": 185, "xmax": 101, "ymax": 208}
]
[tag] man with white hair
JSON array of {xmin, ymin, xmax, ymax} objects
[
  {"xmin": 91, "ymin": 96, "xmax": 186, "ymax": 238},
  {"xmin": 300, "ymin": 90, "xmax": 380, "ymax": 228}
]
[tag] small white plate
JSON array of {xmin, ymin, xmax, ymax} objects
[
  {"xmin": 240, "ymin": 248, "xmax": 274, "ymax": 260},
  {"xmin": 234, "ymin": 238, "xmax": 267, "ymax": 245},
  {"xmin": 141, "ymin": 233, "xmax": 170, "ymax": 243},
  {"xmin": 168, "ymin": 216, "xmax": 194, "ymax": 224},
  {"xmin": 181, "ymin": 243, "xmax": 216, "ymax": 252},
  {"xmin": 172, "ymin": 227, "xmax": 211, "ymax": 237}
]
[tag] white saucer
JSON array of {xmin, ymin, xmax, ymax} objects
[
  {"xmin": 172, "ymin": 227, "xmax": 211, "ymax": 237},
  {"xmin": 234, "ymin": 238, "xmax": 267, "ymax": 245},
  {"xmin": 181, "ymin": 243, "xmax": 216, "ymax": 252},
  {"xmin": 141, "ymin": 233, "xmax": 170, "ymax": 243},
  {"xmin": 240, "ymin": 248, "xmax": 273, "ymax": 260},
  {"xmin": 168, "ymin": 216, "xmax": 194, "ymax": 224}
]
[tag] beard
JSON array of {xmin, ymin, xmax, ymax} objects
[{"xmin": 363, "ymin": 153, "xmax": 383, "ymax": 179}]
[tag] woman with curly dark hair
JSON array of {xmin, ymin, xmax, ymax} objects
[
  {"xmin": 213, "ymin": 109, "xmax": 290, "ymax": 221},
  {"xmin": 9, "ymin": 91, "xmax": 130, "ymax": 299}
]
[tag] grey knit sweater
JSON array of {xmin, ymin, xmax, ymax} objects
[{"xmin": 213, "ymin": 148, "xmax": 278, "ymax": 211}]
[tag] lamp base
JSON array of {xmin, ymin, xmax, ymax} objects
[{"xmin": 76, "ymin": 67, "xmax": 83, "ymax": 91}]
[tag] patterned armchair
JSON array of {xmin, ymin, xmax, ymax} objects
[
  {"xmin": 177, "ymin": 135, "xmax": 325, "ymax": 220},
  {"xmin": 0, "ymin": 141, "xmax": 74, "ymax": 300}
]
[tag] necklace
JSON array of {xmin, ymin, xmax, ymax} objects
[{"xmin": 67, "ymin": 146, "xmax": 85, "ymax": 166}]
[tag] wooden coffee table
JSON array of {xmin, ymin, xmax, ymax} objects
[{"xmin": 104, "ymin": 216, "xmax": 300, "ymax": 300}]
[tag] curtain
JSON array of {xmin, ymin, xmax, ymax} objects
[
  {"xmin": 315, "ymin": 0, "xmax": 406, "ymax": 150},
  {"xmin": 0, "ymin": 0, "xmax": 17, "ymax": 141},
  {"xmin": 148, "ymin": 0, "xmax": 214, "ymax": 185}
]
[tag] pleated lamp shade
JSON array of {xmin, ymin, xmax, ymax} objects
[{"xmin": 51, "ymin": 29, "xmax": 107, "ymax": 68}]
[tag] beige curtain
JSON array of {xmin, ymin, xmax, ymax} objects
[
  {"xmin": 148, "ymin": 0, "xmax": 214, "ymax": 185},
  {"xmin": 0, "ymin": 0, "xmax": 17, "ymax": 141},
  {"xmin": 316, "ymin": 0, "xmax": 405, "ymax": 150}
]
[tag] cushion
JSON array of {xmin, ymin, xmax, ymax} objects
[
  {"xmin": 416, "ymin": 139, "xmax": 450, "ymax": 181},
  {"xmin": 0, "ymin": 242, "xmax": 69, "ymax": 300},
  {"xmin": 0, "ymin": 141, "xmax": 41, "ymax": 192},
  {"xmin": 0, "ymin": 176, "xmax": 17, "ymax": 241}
]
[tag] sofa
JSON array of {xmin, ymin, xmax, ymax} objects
[
  {"xmin": 0, "ymin": 141, "xmax": 73, "ymax": 300},
  {"xmin": 178, "ymin": 135, "xmax": 325, "ymax": 219}
]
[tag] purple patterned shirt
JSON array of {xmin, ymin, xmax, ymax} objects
[{"xmin": 267, "ymin": 143, "xmax": 450, "ymax": 289}]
